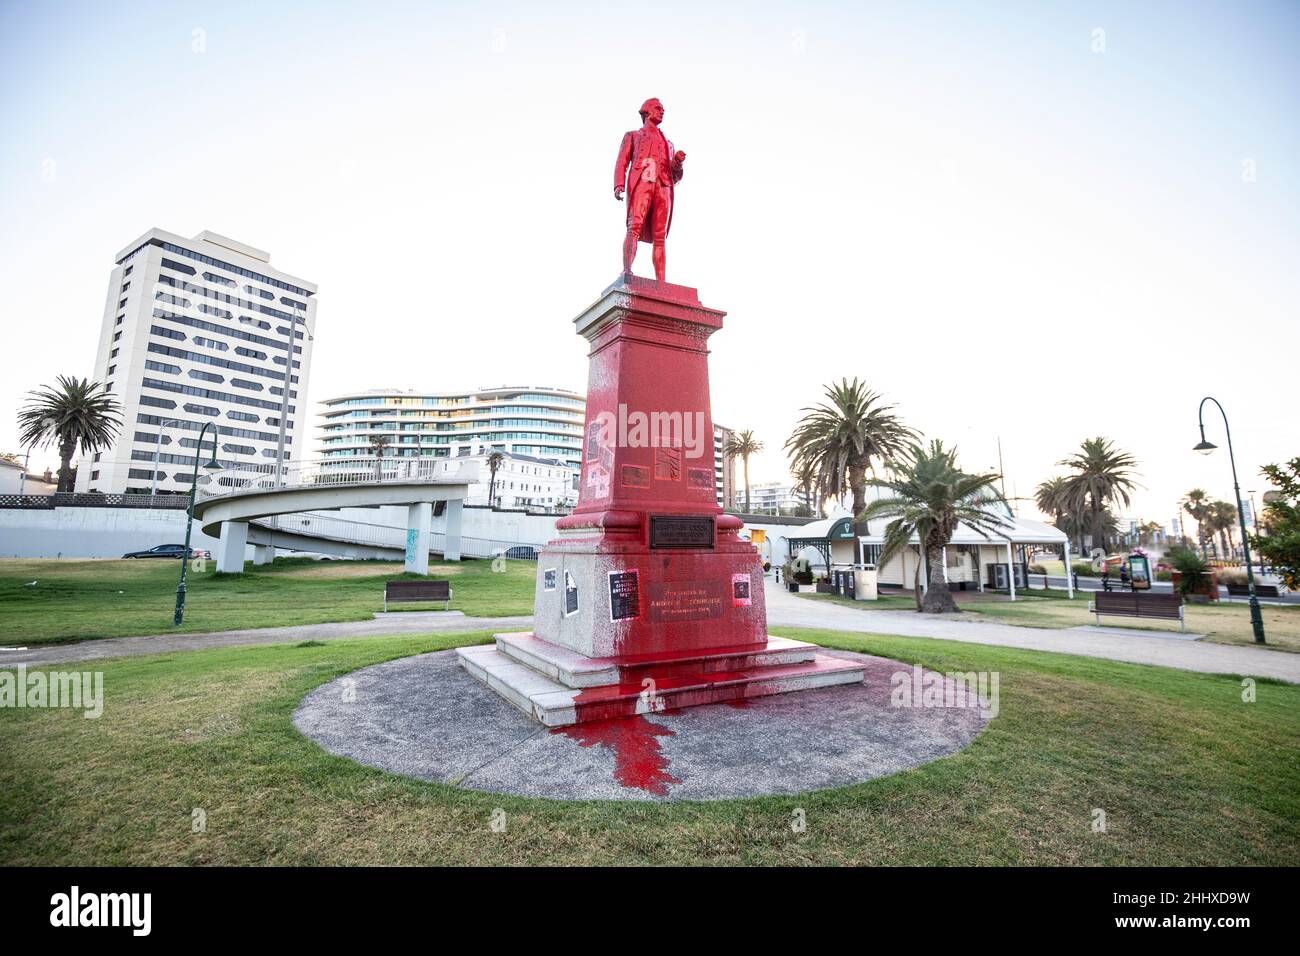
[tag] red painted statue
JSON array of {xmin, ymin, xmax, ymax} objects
[{"xmin": 614, "ymin": 97, "xmax": 686, "ymax": 282}]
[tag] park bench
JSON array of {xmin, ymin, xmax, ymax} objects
[
  {"xmin": 1227, "ymin": 583, "xmax": 1281, "ymax": 598},
  {"xmin": 1088, "ymin": 591, "xmax": 1185, "ymax": 632},
  {"xmin": 383, "ymin": 579, "xmax": 452, "ymax": 612}
]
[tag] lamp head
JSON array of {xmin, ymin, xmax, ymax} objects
[
  {"xmin": 204, "ymin": 451, "xmax": 222, "ymax": 470},
  {"xmin": 1193, "ymin": 424, "xmax": 1216, "ymax": 455}
]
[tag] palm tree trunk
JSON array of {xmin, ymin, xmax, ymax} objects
[
  {"xmin": 57, "ymin": 437, "xmax": 75, "ymax": 493},
  {"xmin": 913, "ymin": 552, "xmax": 922, "ymax": 611},
  {"xmin": 849, "ymin": 464, "xmax": 866, "ymax": 564},
  {"xmin": 742, "ymin": 454, "xmax": 750, "ymax": 512},
  {"xmin": 921, "ymin": 542, "xmax": 959, "ymax": 613}
]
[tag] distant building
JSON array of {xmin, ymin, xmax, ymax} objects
[
  {"xmin": 76, "ymin": 229, "xmax": 318, "ymax": 495},
  {"xmin": 0, "ymin": 459, "xmax": 25, "ymax": 495},
  {"xmin": 714, "ymin": 424, "xmax": 736, "ymax": 511},
  {"xmin": 319, "ymin": 387, "xmax": 735, "ymax": 507},
  {"xmin": 317, "ymin": 387, "xmax": 585, "ymax": 470},
  {"xmin": 0, "ymin": 462, "xmax": 59, "ymax": 496},
  {"xmin": 746, "ymin": 481, "xmax": 805, "ymax": 515},
  {"xmin": 466, "ymin": 448, "xmax": 577, "ymax": 512}
]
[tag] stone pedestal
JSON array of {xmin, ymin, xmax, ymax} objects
[{"xmin": 459, "ymin": 277, "xmax": 864, "ymax": 725}]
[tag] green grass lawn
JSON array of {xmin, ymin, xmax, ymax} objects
[
  {"xmin": 2, "ymin": 626, "xmax": 1296, "ymax": 865},
  {"xmin": 0, "ymin": 557, "xmax": 536, "ymax": 645},
  {"xmin": 801, "ymin": 588, "xmax": 1300, "ymax": 653}
]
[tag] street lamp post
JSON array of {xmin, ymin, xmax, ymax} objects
[
  {"xmin": 1194, "ymin": 396, "xmax": 1265, "ymax": 644},
  {"xmin": 150, "ymin": 417, "xmax": 182, "ymax": 497},
  {"xmin": 173, "ymin": 421, "xmax": 222, "ymax": 626}
]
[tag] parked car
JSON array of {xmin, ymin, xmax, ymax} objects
[
  {"xmin": 122, "ymin": 544, "xmax": 209, "ymax": 560},
  {"xmin": 503, "ymin": 546, "xmax": 539, "ymax": 560}
]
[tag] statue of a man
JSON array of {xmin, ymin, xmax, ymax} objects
[{"xmin": 614, "ymin": 97, "xmax": 686, "ymax": 282}]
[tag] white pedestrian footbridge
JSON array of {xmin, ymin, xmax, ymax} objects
[{"xmin": 192, "ymin": 457, "xmax": 485, "ymax": 574}]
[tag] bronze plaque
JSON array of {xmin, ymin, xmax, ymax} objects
[{"xmin": 649, "ymin": 515, "xmax": 715, "ymax": 549}]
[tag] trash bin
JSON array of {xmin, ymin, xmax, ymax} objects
[{"xmin": 853, "ymin": 564, "xmax": 878, "ymax": 601}]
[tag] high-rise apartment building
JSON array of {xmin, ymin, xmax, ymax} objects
[{"xmin": 76, "ymin": 229, "xmax": 317, "ymax": 495}]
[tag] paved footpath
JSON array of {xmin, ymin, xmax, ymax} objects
[
  {"xmin": 5, "ymin": 582, "xmax": 1298, "ymax": 684},
  {"xmin": 763, "ymin": 581, "xmax": 1300, "ymax": 684}
]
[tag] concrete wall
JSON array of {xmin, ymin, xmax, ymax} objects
[
  {"xmin": 430, "ymin": 505, "xmax": 558, "ymax": 548},
  {"xmin": 0, "ymin": 507, "xmax": 228, "ymax": 559}
]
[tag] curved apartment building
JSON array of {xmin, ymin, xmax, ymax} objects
[{"xmin": 316, "ymin": 387, "xmax": 586, "ymax": 470}]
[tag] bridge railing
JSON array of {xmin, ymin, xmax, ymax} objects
[{"xmin": 198, "ymin": 456, "xmax": 482, "ymax": 500}]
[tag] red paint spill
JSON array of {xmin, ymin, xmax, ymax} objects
[{"xmin": 552, "ymin": 716, "xmax": 680, "ymax": 796}]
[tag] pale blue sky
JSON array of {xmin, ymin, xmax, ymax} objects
[{"xmin": 1, "ymin": 0, "xmax": 1296, "ymax": 521}]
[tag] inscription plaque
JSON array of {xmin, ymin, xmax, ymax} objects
[
  {"xmin": 649, "ymin": 515, "xmax": 715, "ymax": 549},
  {"xmin": 647, "ymin": 580, "xmax": 725, "ymax": 622}
]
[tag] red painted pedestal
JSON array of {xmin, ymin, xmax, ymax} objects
[{"xmin": 458, "ymin": 276, "xmax": 864, "ymax": 725}]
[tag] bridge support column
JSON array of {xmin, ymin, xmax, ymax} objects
[
  {"xmin": 405, "ymin": 502, "xmax": 431, "ymax": 575},
  {"xmin": 253, "ymin": 545, "xmax": 275, "ymax": 566},
  {"xmin": 444, "ymin": 498, "xmax": 463, "ymax": 562},
  {"xmin": 216, "ymin": 520, "xmax": 249, "ymax": 574}
]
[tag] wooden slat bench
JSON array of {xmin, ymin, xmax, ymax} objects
[
  {"xmin": 384, "ymin": 579, "xmax": 452, "ymax": 612},
  {"xmin": 1088, "ymin": 591, "xmax": 1185, "ymax": 632},
  {"xmin": 1227, "ymin": 583, "xmax": 1281, "ymax": 598}
]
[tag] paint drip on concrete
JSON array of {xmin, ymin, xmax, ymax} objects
[{"xmin": 551, "ymin": 715, "xmax": 681, "ymax": 796}]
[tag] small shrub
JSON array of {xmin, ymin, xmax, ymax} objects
[
  {"xmin": 1071, "ymin": 561, "xmax": 1097, "ymax": 578},
  {"xmin": 1168, "ymin": 547, "xmax": 1211, "ymax": 596},
  {"xmin": 1029, "ymin": 563, "xmax": 1047, "ymax": 575}
]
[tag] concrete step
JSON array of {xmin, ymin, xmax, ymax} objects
[
  {"xmin": 456, "ymin": 644, "xmax": 580, "ymax": 726},
  {"xmin": 494, "ymin": 631, "xmax": 820, "ymax": 689},
  {"xmin": 458, "ymin": 642, "xmax": 865, "ymax": 727}
]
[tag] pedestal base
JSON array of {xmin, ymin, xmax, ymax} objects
[
  {"xmin": 457, "ymin": 631, "xmax": 866, "ymax": 726},
  {"xmin": 470, "ymin": 276, "xmax": 867, "ymax": 726}
]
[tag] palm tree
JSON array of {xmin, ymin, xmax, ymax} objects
[
  {"xmin": 1058, "ymin": 437, "xmax": 1139, "ymax": 554},
  {"xmin": 792, "ymin": 457, "xmax": 821, "ymax": 518},
  {"xmin": 1183, "ymin": 489, "xmax": 1211, "ymax": 557},
  {"xmin": 485, "ymin": 450, "xmax": 505, "ymax": 508},
  {"xmin": 367, "ymin": 433, "xmax": 391, "ymax": 480},
  {"xmin": 17, "ymin": 376, "xmax": 121, "ymax": 492},
  {"xmin": 785, "ymin": 378, "xmax": 917, "ymax": 559},
  {"xmin": 861, "ymin": 440, "xmax": 1009, "ymax": 614},
  {"xmin": 1034, "ymin": 476, "xmax": 1070, "ymax": 528},
  {"xmin": 1137, "ymin": 520, "xmax": 1164, "ymax": 547},
  {"xmin": 1208, "ymin": 500, "xmax": 1238, "ymax": 559},
  {"xmin": 723, "ymin": 429, "xmax": 763, "ymax": 512}
]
